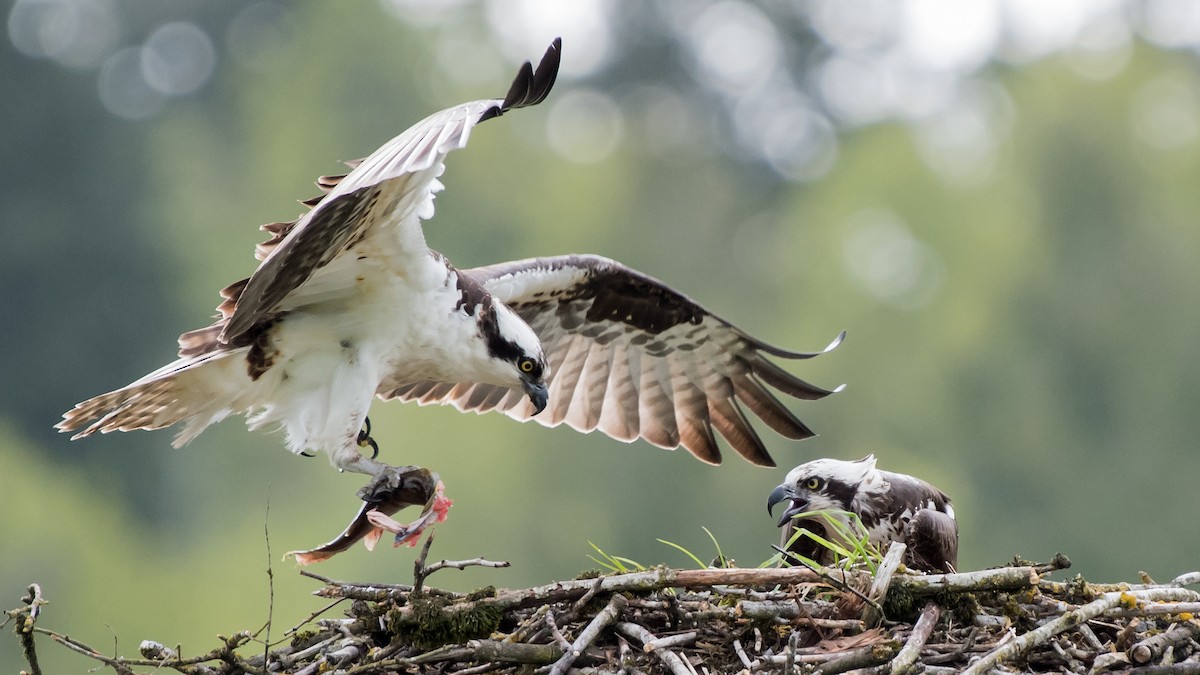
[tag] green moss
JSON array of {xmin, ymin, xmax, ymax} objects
[
  {"xmin": 387, "ymin": 595, "xmax": 504, "ymax": 649},
  {"xmin": 882, "ymin": 588, "xmax": 980, "ymax": 625},
  {"xmin": 288, "ymin": 629, "xmax": 319, "ymax": 650},
  {"xmin": 882, "ymin": 585, "xmax": 919, "ymax": 620},
  {"xmin": 1066, "ymin": 574, "xmax": 1093, "ymax": 601},
  {"xmin": 467, "ymin": 586, "xmax": 498, "ymax": 601},
  {"xmin": 575, "ymin": 569, "xmax": 602, "ymax": 580}
]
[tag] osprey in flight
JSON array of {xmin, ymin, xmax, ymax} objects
[
  {"xmin": 58, "ymin": 39, "xmax": 843, "ymax": 487},
  {"xmin": 768, "ymin": 455, "xmax": 958, "ymax": 573}
]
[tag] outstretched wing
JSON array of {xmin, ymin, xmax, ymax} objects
[
  {"xmin": 218, "ymin": 38, "xmax": 562, "ymax": 343},
  {"xmin": 377, "ymin": 254, "xmax": 843, "ymax": 467}
]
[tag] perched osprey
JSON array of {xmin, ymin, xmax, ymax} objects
[
  {"xmin": 57, "ymin": 39, "xmax": 843, "ymax": 496},
  {"xmin": 767, "ymin": 455, "xmax": 958, "ymax": 573}
]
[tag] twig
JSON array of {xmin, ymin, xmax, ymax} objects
[
  {"xmin": 38, "ymin": 628, "xmax": 138, "ymax": 675},
  {"xmin": 282, "ymin": 599, "xmax": 347, "ymax": 639},
  {"xmin": 262, "ymin": 492, "xmax": 274, "ymax": 669},
  {"xmin": 413, "ymin": 529, "xmax": 438, "ymax": 594},
  {"xmin": 14, "ymin": 584, "xmax": 46, "ymax": 675},
  {"xmin": 406, "ymin": 530, "xmax": 509, "ymax": 595},
  {"xmin": 890, "ymin": 602, "xmax": 941, "ymax": 674},
  {"xmin": 567, "ymin": 577, "xmax": 605, "ymax": 621},
  {"xmin": 424, "ymin": 557, "xmax": 513, "ymax": 576},
  {"xmin": 732, "ymin": 638, "xmax": 754, "ymax": 670},
  {"xmin": 865, "ymin": 542, "xmax": 906, "ymax": 625},
  {"xmin": 549, "ymin": 594, "xmax": 627, "ymax": 675},
  {"xmin": 544, "ymin": 610, "xmax": 573, "ymax": 651},
  {"xmin": 785, "ymin": 628, "xmax": 801, "ymax": 674},
  {"xmin": 616, "ymin": 622, "xmax": 693, "ymax": 675},
  {"xmin": 643, "ymin": 632, "xmax": 698, "ymax": 652},
  {"xmin": 963, "ymin": 587, "xmax": 1200, "ymax": 675},
  {"xmin": 813, "ymin": 641, "xmax": 900, "ymax": 675},
  {"xmin": 1129, "ymin": 623, "xmax": 1200, "ymax": 665}
]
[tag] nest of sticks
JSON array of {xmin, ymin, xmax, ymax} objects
[{"xmin": 7, "ymin": 540, "xmax": 1200, "ymax": 674}]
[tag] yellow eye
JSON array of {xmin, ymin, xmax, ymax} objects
[
  {"xmin": 519, "ymin": 358, "xmax": 535, "ymax": 373},
  {"xmin": 805, "ymin": 477, "xmax": 822, "ymax": 490}
]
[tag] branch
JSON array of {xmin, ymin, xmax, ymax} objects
[
  {"xmin": 548, "ymin": 593, "xmax": 626, "ymax": 675},
  {"xmin": 962, "ymin": 587, "xmax": 1200, "ymax": 675},
  {"xmin": 890, "ymin": 602, "xmax": 941, "ymax": 675},
  {"xmin": 1128, "ymin": 622, "xmax": 1200, "ymax": 665},
  {"xmin": 864, "ymin": 542, "xmax": 906, "ymax": 624},
  {"xmin": 615, "ymin": 622, "xmax": 693, "ymax": 675},
  {"xmin": 814, "ymin": 641, "xmax": 901, "ymax": 675}
]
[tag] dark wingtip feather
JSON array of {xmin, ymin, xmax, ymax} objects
[
  {"xmin": 751, "ymin": 357, "xmax": 843, "ymax": 401},
  {"xmin": 480, "ymin": 37, "xmax": 562, "ymax": 124}
]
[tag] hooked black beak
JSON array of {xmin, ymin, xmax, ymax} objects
[
  {"xmin": 523, "ymin": 380, "xmax": 548, "ymax": 416},
  {"xmin": 767, "ymin": 484, "xmax": 807, "ymax": 528}
]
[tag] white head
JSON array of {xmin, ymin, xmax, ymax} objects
[
  {"xmin": 769, "ymin": 455, "xmax": 883, "ymax": 514},
  {"xmin": 474, "ymin": 300, "xmax": 549, "ymax": 413}
]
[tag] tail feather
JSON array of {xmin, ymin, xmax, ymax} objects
[{"xmin": 57, "ymin": 349, "xmax": 252, "ymax": 444}]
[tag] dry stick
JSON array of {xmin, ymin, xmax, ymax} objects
[
  {"xmin": 731, "ymin": 638, "xmax": 754, "ymax": 670},
  {"xmin": 544, "ymin": 610, "xmax": 573, "ymax": 652},
  {"xmin": 14, "ymin": 584, "xmax": 45, "ymax": 675},
  {"xmin": 567, "ymin": 577, "xmax": 606, "ymax": 621},
  {"xmin": 353, "ymin": 565, "xmax": 1044, "ymax": 625},
  {"xmin": 548, "ymin": 594, "xmax": 627, "ymax": 675},
  {"xmin": 616, "ymin": 622, "xmax": 693, "ymax": 675},
  {"xmin": 412, "ymin": 530, "xmax": 439, "ymax": 594},
  {"xmin": 785, "ymin": 628, "xmax": 801, "ymax": 674},
  {"xmin": 643, "ymin": 632, "xmax": 699, "ymax": 652},
  {"xmin": 864, "ymin": 542, "xmax": 907, "ymax": 625},
  {"xmin": 962, "ymin": 587, "xmax": 1200, "ymax": 675},
  {"xmin": 412, "ymin": 530, "xmax": 508, "ymax": 596},
  {"xmin": 890, "ymin": 602, "xmax": 941, "ymax": 675},
  {"xmin": 262, "ymin": 494, "xmax": 275, "ymax": 670},
  {"xmin": 1108, "ymin": 603, "xmax": 1200, "ymax": 617},
  {"xmin": 1040, "ymin": 571, "xmax": 1200, "ymax": 598},
  {"xmin": 424, "ymin": 557, "xmax": 512, "ymax": 576},
  {"xmin": 1128, "ymin": 623, "xmax": 1200, "ymax": 665},
  {"xmin": 735, "ymin": 602, "xmax": 864, "ymax": 629},
  {"xmin": 282, "ymin": 598, "xmax": 348, "ymax": 639},
  {"xmin": 467, "ymin": 640, "xmax": 566, "ymax": 664},
  {"xmin": 451, "ymin": 662, "xmax": 503, "ymax": 675},
  {"xmin": 1124, "ymin": 665, "xmax": 1200, "ymax": 675},
  {"xmin": 813, "ymin": 641, "xmax": 901, "ymax": 675}
]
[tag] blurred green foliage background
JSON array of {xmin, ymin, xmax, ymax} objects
[{"xmin": 3, "ymin": 1, "xmax": 1199, "ymax": 670}]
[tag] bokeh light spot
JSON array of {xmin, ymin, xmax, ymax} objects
[
  {"xmin": 98, "ymin": 46, "xmax": 164, "ymax": 120},
  {"xmin": 141, "ymin": 22, "xmax": 216, "ymax": 96},
  {"xmin": 545, "ymin": 89, "xmax": 624, "ymax": 164}
]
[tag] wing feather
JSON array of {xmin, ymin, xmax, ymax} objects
[
  {"xmin": 379, "ymin": 254, "xmax": 842, "ymax": 466},
  {"xmin": 218, "ymin": 39, "xmax": 562, "ymax": 344},
  {"xmin": 637, "ymin": 355, "xmax": 679, "ymax": 448},
  {"xmin": 596, "ymin": 343, "xmax": 640, "ymax": 442},
  {"xmin": 564, "ymin": 343, "xmax": 613, "ymax": 432}
]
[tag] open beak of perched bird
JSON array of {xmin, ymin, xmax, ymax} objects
[
  {"xmin": 524, "ymin": 380, "xmax": 549, "ymax": 416},
  {"xmin": 767, "ymin": 484, "xmax": 808, "ymax": 527}
]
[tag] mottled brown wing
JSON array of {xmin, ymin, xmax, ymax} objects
[
  {"xmin": 219, "ymin": 38, "xmax": 562, "ymax": 343},
  {"xmin": 907, "ymin": 509, "xmax": 959, "ymax": 573},
  {"xmin": 377, "ymin": 254, "xmax": 843, "ymax": 467}
]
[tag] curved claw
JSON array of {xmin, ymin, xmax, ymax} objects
[
  {"xmin": 300, "ymin": 450, "xmax": 317, "ymax": 458},
  {"xmin": 357, "ymin": 416, "xmax": 380, "ymax": 460}
]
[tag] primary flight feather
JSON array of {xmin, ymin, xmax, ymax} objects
[{"xmin": 58, "ymin": 39, "xmax": 843, "ymax": 483}]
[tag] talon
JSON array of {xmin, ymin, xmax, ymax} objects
[
  {"xmin": 300, "ymin": 451, "xmax": 316, "ymax": 458},
  {"xmin": 356, "ymin": 416, "xmax": 380, "ymax": 459}
]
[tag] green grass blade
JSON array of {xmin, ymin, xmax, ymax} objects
[{"xmin": 657, "ymin": 538, "xmax": 707, "ymax": 569}]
